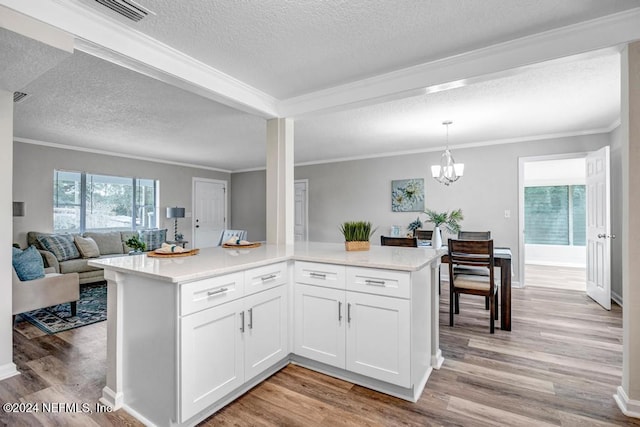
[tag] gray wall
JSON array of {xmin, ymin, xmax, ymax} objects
[
  {"xmin": 232, "ymin": 133, "xmax": 613, "ymax": 284},
  {"xmin": 13, "ymin": 142, "xmax": 230, "ymax": 247},
  {"xmin": 230, "ymin": 170, "xmax": 266, "ymax": 241},
  {"xmin": 610, "ymin": 125, "xmax": 623, "ymax": 303}
]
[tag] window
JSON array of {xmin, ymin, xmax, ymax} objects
[
  {"xmin": 524, "ymin": 185, "xmax": 586, "ymax": 246},
  {"xmin": 54, "ymin": 170, "xmax": 158, "ymax": 232}
]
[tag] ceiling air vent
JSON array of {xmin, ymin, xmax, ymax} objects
[
  {"xmin": 13, "ymin": 92, "xmax": 28, "ymax": 103},
  {"xmin": 93, "ymin": 0, "xmax": 153, "ymax": 22}
]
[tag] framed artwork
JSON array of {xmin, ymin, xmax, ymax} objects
[{"xmin": 391, "ymin": 178, "xmax": 424, "ymax": 212}]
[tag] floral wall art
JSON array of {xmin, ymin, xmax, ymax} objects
[{"xmin": 391, "ymin": 178, "xmax": 424, "ymax": 212}]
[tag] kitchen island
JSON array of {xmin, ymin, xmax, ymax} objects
[{"xmin": 90, "ymin": 242, "xmax": 443, "ymax": 427}]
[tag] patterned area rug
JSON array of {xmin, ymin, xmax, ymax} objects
[{"xmin": 19, "ymin": 282, "xmax": 107, "ymax": 334}]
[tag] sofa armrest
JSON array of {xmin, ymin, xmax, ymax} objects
[
  {"xmin": 12, "ymin": 272, "xmax": 80, "ymax": 315},
  {"xmin": 38, "ymin": 249, "xmax": 60, "ymax": 272}
]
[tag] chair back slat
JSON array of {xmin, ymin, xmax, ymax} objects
[
  {"xmin": 380, "ymin": 236, "xmax": 418, "ymax": 247},
  {"xmin": 448, "ymin": 239, "xmax": 494, "ymax": 270},
  {"xmin": 458, "ymin": 231, "xmax": 491, "ymax": 240},
  {"xmin": 413, "ymin": 229, "xmax": 433, "ymax": 240}
]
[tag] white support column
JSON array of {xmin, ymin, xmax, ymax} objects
[
  {"xmin": 266, "ymin": 118, "xmax": 294, "ymax": 246},
  {"xmin": 100, "ymin": 270, "xmax": 124, "ymax": 409},
  {"xmin": 615, "ymin": 41, "xmax": 640, "ymax": 419},
  {"xmin": 0, "ymin": 90, "xmax": 18, "ymax": 381}
]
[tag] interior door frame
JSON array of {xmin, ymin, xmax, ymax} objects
[
  {"xmin": 517, "ymin": 151, "xmax": 588, "ymax": 287},
  {"xmin": 192, "ymin": 177, "xmax": 228, "ymax": 248},
  {"xmin": 294, "ymin": 179, "xmax": 309, "ymax": 241}
]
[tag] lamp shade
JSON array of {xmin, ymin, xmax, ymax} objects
[
  {"xmin": 166, "ymin": 207, "xmax": 185, "ymax": 219},
  {"xmin": 13, "ymin": 201, "xmax": 25, "ymax": 217}
]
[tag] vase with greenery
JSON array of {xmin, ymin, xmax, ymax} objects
[
  {"xmin": 423, "ymin": 208, "xmax": 463, "ymax": 248},
  {"xmin": 339, "ymin": 221, "xmax": 375, "ymax": 251},
  {"xmin": 125, "ymin": 235, "xmax": 147, "ymax": 254}
]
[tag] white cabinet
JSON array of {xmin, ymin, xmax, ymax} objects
[
  {"xmin": 244, "ymin": 285, "xmax": 288, "ymax": 381},
  {"xmin": 294, "ymin": 284, "xmax": 345, "ymax": 368},
  {"xmin": 294, "ymin": 263, "xmax": 412, "ymax": 388},
  {"xmin": 180, "ymin": 298, "xmax": 244, "ymax": 421},
  {"xmin": 180, "ymin": 269, "xmax": 288, "ymax": 422},
  {"xmin": 345, "ymin": 292, "xmax": 410, "ymax": 387}
]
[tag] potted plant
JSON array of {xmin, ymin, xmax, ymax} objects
[
  {"xmin": 125, "ymin": 235, "xmax": 147, "ymax": 254},
  {"xmin": 339, "ymin": 221, "xmax": 375, "ymax": 251},
  {"xmin": 407, "ymin": 217, "xmax": 423, "ymax": 236},
  {"xmin": 423, "ymin": 208, "xmax": 463, "ymax": 248}
]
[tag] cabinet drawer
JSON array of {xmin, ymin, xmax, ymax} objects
[
  {"xmin": 244, "ymin": 262, "xmax": 288, "ymax": 296},
  {"xmin": 295, "ymin": 261, "xmax": 346, "ymax": 289},
  {"xmin": 181, "ymin": 272, "xmax": 244, "ymax": 316},
  {"xmin": 346, "ymin": 267, "xmax": 410, "ymax": 299}
]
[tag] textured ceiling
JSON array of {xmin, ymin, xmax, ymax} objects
[
  {"xmin": 77, "ymin": 0, "xmax": 638, "ymax": 98},
  {"xmin": 3, "ymin": 1, "xmax": 636, "ymax": 171}
]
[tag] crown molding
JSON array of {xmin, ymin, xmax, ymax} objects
[
  {"xmin": 0, "ymin": 0, "xmax": 279, "ymax": 118},
  {"xmin": 14, "ymin": 137, "xmax": 233, "ymax": 174},
  {"xmin": 279, "ymin": 8, "xmax": 640, "ymax": 118}
]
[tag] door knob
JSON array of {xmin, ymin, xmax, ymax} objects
[{"xmin": 597, "ymin": 233, "xmax": 606, "ymax": 238}]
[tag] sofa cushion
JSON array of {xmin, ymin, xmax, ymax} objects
[
  {"xmin": 59, "ymin": 258, "xmax": 101, "ymax": 274},
  {"xmin": 37, "ymin": 234, "xmax": 80, "ymax": 262},
  {"xmin": 84, "ymin": 231, "xmax": 124, "ymax": 255},
  {"xmin": 138, "ymin": 229, "xmax": 167, "ymax": 251},
  {"xmin": 12, "ymin": 246, "xmax": 46, "ymax": 281},
  {"xmin": 74, "ymin": 235, "xmax": 101, "ymax": 258}
]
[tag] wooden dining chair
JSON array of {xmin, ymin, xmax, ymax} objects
[
  {"xmin": 380, "ymin": 236, "xmax": 418, "ymax": 247},
  {"xmin": 448, "ymin": 238, "xmax": 499, "ymax": 333},
  {"xmin": 413, "ymin": 229, "xmax": 433, "ymax": 240},
  {"xmin": 458, "ymin": 230, "xmax": 491, "ymax": 240},
  {"xmin": 455, "ymin": 231, "xmax": 492, "ymax": 307}
]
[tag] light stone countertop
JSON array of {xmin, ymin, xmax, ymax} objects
[{"xmin": 89, "ymin": 241, "xmax": 444, "ymax": 284}]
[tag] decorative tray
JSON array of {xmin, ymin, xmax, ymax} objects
[
  {"xmin": 222, "ymin": 242, "xmax": 262, "ymax": 249},
  {"xmin": 147, "ymin": 248, "xmax": 200, "ymax": 258}
]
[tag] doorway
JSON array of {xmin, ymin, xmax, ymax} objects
[
  {"xmin": 518, "ymin": 154, "xmax": 587, "ymax": 291},
  {"xmin": 192, "ymin": 178, "xmax": 227, "ymax": 248}
]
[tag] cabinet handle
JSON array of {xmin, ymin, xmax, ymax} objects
[
  {"xmin": 309, "ymin": 272, "xmax": 326, "ymax": 279},
  {"xmin": 338, "ymin": 301, "xmax": 342, "ymax": 321},
  {"xmin": 364, "ymin": 279, "xmax": 386, "ymax": 286},
  {"xmin": 207, "ymin": 287, "xmax": 229, "ymax": 296},
  {"xmin": 347, "ymin": 303, "xmax": 351, "ymax": 324},
  {"xmin": 261, "ymin": 274, "xmax": 277, "ymax": 282},
  {"xmin": 248, "ymin": 308, "xmax": 253, "ymax": 329},
  {"xmin": 239, "ymin": 311, "xmax": 245, "ymax": 333}
]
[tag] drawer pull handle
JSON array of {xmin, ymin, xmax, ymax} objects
[
  {"xmin": 248, "ymin": 308, "xmax": 253, "ymax": 329},
  {"xmin": 261, "ymin": 274, "xmax": 277, "ymax": 282},
  {"xmin": 364, "ymin": 279, "xmax": 386, "ymax": 286},
  {"xmin": 338, "ymin": 301, "xmax": 342, "ymax": 321},
  {"xmin": 240, "ymin": 311, "xmax": 245, "ymax": 333},
  {"xmin": 207, "ymin": 287, "xmax": 229, "ymax": 296},
  {"xmin": 310, "ymin": 272, "xmax": 326, "ymax": 279}
]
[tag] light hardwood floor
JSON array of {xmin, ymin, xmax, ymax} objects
[
  {"xmin": 525, "ymin": 264, "xmax": 587, "ymax": 291},
  {"xmin": 2, "ymin": 281, "xmax": 636, "ymax": 426}
]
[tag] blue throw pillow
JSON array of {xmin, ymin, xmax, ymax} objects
[
  {"xmin": 37, "ymin": 234, "xmax": 80, "ymax": 261},
  {"xmin": 12, "ymin": 245, "xmax": 45, "ymax": 281},
  {"xmin": 138, "ymin": 229, "xmax": 167, "ymax": 251}
]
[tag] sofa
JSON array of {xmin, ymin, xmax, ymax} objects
[{"xmin": 27, "ymin": 229, "xmax": 167, "ymax": 285}]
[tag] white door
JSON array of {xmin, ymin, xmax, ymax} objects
[
  {"xmin": 180, "ymin": 299, "xmax": 244, "ymax": 421},
  {"xmin": 586, "ymin": 146, "xmax": 611, "ymax": 310},
  {"xmin": 244, "ymin": 286, "xmax": 288, "ymax": 381},
  {"xmin": 345, "ymin": 292, "xmax": 411, "ymax": 387},
  {"xmin": 294, "ymin": 180, "xmax": 308, "ymax": 241},
  {"xmin": 193, "ymin": 179, "xmax": 226, "ymax": 248},
  {"xmin": 294, "ymin": 284, "xmax": 345, "ymax": 368}
]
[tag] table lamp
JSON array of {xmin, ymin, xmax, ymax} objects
[{"xmin": 166, "ymin": 206, "xmax": 185, "ymax": 241}]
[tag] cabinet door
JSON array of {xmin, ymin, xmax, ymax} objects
[
  {"xmin": 180, "ymin": 299, "xmax": 244, "ymax": 422},
  {"xmin": 244, "ymin": 285, "xmax": 288, "ymax": 381},
  {"xmin": 294, "ymin": 284, "xmax": 345, "ymax": 368},
  {"xmin": 346, "ymin": 292, "xmax": 411, "ymax": 387}
]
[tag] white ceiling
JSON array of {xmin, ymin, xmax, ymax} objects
[{"xmin": 2, "ymin": 1, "xmax": 639, "ymax": 171}]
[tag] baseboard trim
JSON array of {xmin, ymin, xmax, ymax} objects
[
  {"xmin": 615, "ymin": 386, "xmax": 640, "ymax": 418},
  {"xmin": 100, "ymin": 386, "xmax": 123, "ymax": 410},
  {"xmin": 0, "ymin": 362, "xmax": 19, "ymax": 381},
  {"xmin": 611, "ymin": 291, "xmax": 623, "ymax": 307}
]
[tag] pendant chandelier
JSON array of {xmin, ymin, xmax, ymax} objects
[{"xmin": 431, "ymin": 120, "xmax": 464, "ymax": 186}]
